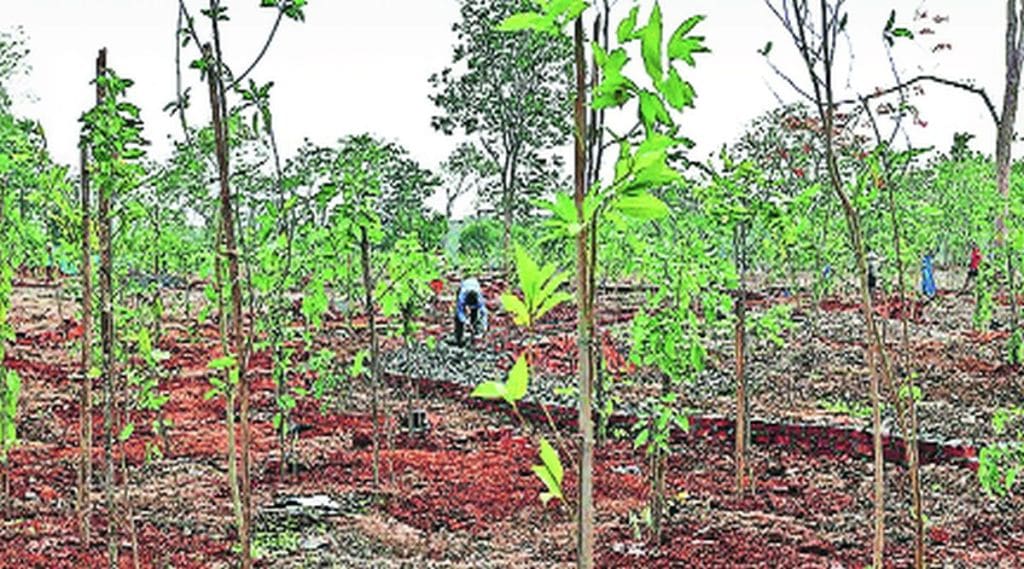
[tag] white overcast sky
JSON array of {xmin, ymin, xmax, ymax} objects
[{"xmin": 2, "ymin": 1, "xmax": 1010, "ymax": 216}]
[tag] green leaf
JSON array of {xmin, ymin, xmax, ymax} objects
[
  {"xmin": 532, "ymin": 437, "xmax": 565, "ymax": 504},
  {"xmin": 659, "ymin": 67, "xmax": 695, "ymax": 111},
  {"xmin": 634, "ymin": 427, "xmax": 650, "ymax": 448},
  {"xmin": 532, "ymin": 464, "xmax": 563, "ymax": 504},
  {"xmin": 497, "ymin": 12, "xmax": 552, "ymax": 33},
  {"xmin": 208, "ymin": 356, "xmax": 237, "ymax": 371},
  {"xmin": 667, "ymin": 15, "xmax": 709, "ymax": 66},
  {"xmin": 640, "ymin": 3, "xmax": 664, "ymax": 84},
  {"xmin": 470, "ymin": 381, "xmax": 507, "ymax": 400},
  {"xmin": 505, "ymin": 355, "xmax": 529, "ymax": 404},
  {"xmin": 638, "ymin": 90, "xmax": 671, "ymax": 132},
  {"xmin": 539, "ymin": 437, "xmax": 563, "ymax": 484},
  {"xmin": 617, "ymin": 6, "xmax": 640, "ymax": 42},
  {"xmin": 118, "ymin": 422, "xmax": 135, "ymax": 442},
  {"xmin": 615, "ymin": 192, "xmax": 670, "ymax": 220},
  {"xmin": 500, "ymin": 292, "xmax": 531, "ymax": 327}
]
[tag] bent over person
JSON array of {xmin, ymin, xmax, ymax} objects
[{"xmin": 455, "ymin": 277, "xmax": 488, "ymax": 347}]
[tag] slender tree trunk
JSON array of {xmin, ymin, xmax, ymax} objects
[
  {"xmin": 572, "ymin": 16, "xmax": 594, "ymax": 569},
  {"xmin": 94, "ymin": 48, "xmax": 120, "ymax": 569},
  {"xmin": 734, "ymin": 224, "xmax": 751, "ymax": 493},
  {"xmin": 2, "ymin": 461, "xmax": 9, "ymax": 518},
  {"xmin": 997, "ymin": 0, "xmax": 1024, "ymax": 331},
  {"xmin": 118, "ymin": 431, "xmax": 140, "ymax": 569},
  {"xmin": 212, "ymin": 215, "xmax": 242, "ymax": 527},
  {"xmin": 790, "ymin": 2, "xmax": 889, "ymax": 563},
  {"xmin": 78, "ymin": 142, "xmax": 94, "ymax": 548},
  {"xmin": 204, "ymin": 43, "xmax": 252, "ymax": 569},
  {"xmin": 359, "ymin": 226, "xmax": 381, "ymax": 490},
  {"xmin": 881, "ymin": 123, "xmax": 925, "ymax": 569}
]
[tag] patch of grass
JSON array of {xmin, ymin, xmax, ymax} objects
[{"xmin": 818, "ymin": 398, "xmax": 872, "ymax": 419}]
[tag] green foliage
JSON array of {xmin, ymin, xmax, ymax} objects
[
  {"xmin": 979, "ymin": 407, "xmax": 1024, "ymax": 496},
  {"xmin": 500, "ymin": 245, "xmax": 572, "ymax": 328},
  {"xmin": 454, "ymin": 217, "xmax": 505, "ymax": 270},
  {"xmin": 0, "ymin": 368, "xmax": 21, "ymax": 463},
  {"xmin": 431, "ymin": 0, "xmax": 573, "ymax": 234},
  {"xmin": 377, "ymin": 235, "xmax": 440, "ymax": 340},
  {"xmin": 532, "ymin": 437, "xmax": 565, "ymax": 504},
  {"xmin": 819, "ymin": 398, "xmax": 873, "ymax": 420},
  {"xmin": 471, "ymin": 354, "xmax": 530, "ymax": 408}
]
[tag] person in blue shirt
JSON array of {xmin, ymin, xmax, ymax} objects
[
  {"xmin": 921, "ymin": 251, "xmax": 937, "ymax": 299},
  {"xmin": 455, "ymin": 277, "xmax": 488, "ymax": 347}
]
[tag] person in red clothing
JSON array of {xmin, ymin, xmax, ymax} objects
[{"xmin": 962, "ymin": 243, "xmax": 982, "ymax": 293}]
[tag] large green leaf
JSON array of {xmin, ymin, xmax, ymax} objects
[
  {"xmin": 659, "ymin": 67, "xmax": 695, "ymax": 111},
  {"xmin": 640, "ymin": 3, "xmax": 664, "ymax": 84},
  {"xmin": 470, "ymin": 381, "xmax": 507, "ymax": 400},
  {"xmin": 617, "ymin": 6, "xmax": 640, "ymax": 42},
  {"xmin": 615, "ymin": 192, "xmax": 670, "ymax": 220},
  {"xmin": 504, "ymin": 355, "xmax": 529, "ymax": 404},
  {"xmin": 667, "ymin": 15, "xmax": 709, "ymax": 65},
  {"xmin": 532, "ymin": 437, "xmax": 565, "ymax": 504},
  {"xmin": 500, "ymin": 292, "xmax": 531, "ymax": 327}
]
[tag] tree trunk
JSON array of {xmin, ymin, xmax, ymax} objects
[
  {"xmin": 997, "ymin": 0, "xmax": 1024, "ymax": 331},
  {"xmin": 734, "ymin": 224, "xmax": 751, "ymax": 493},
  {"xmin": 2, "ymin": 461, "xmax": 9, "ymax": 519},
  {"xmin": 572, "ymin": 16, "xmax": 594, "ymax": 569},
  {"xmin": 94, "ymin": 48, "xmax": 119, "ymax": 569},
  {"xmin": 793, "ymin": 2, "xmax": 888, "ymax": 563},
  {"xmin": 359, "ymin": 226, "xmax": 381, "ymax": 490},
  {"xmin": 204, "ymin": 43, "xmax": 251, "ymax": 569},
  {"xmin": 118, "ymin": 432, "xmax": 140, "ymax": 569},
  {"xmin": 78, "ymin": 141, "xmax": 94, "ymax": 548}
]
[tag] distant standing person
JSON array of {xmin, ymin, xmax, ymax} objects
[
  {"xmin": 454, "ymin": 277, "xmax": 488, "ymax": 347},
  {"xmin": 962, "ymin": 243, "xmax": 982, "ymax": 293},
  {"xmin": 921, "ymin": 251, "xmax": 937, "ymax": 299},
  {"xmin": 866, "ymin": 251, "xmax": 882, "ymax": 298}
]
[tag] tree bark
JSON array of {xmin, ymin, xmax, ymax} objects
[
  {"xmin": 78, "ymin": 141, "xmax": 94, "ymax": 548},
  {"xmin": 572, "ymin": 16, "xmax": 594, "ymax": 569},
  {"xmin": 734, "ymin": 223, "xmax": 751, "ymax": 493},
  {"xmin": 94, "ymin": 48, "xmax": 119, "ymax": 569},
  {"xmin": 997, "ymin": 0, "xmax": 1024, "ymax": 331},
  {"xmin": 359, "ymin": 226, "xmax": 381, "ymax": 490},
  {"xmin": 204, "ymin": 43, "xmax": 252, "ymax": 569}
]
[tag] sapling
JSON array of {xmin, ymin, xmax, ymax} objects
[
  {"xmin": 80, "ymin": 50, "xmax": 149, "ymax": 567},
  {"xmin": 472, "ymin": 246, "xmax": 574, "ymax": 518},
  {"xmin": 979, "ymin": 407, "xmax": 1024, "ymax": 496},
  {"xmin": 502, "ymin": 2, "xmax": 710, "ymax": 562}
]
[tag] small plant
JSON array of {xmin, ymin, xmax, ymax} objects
[
  {"xmin": 819, "ymin": 398, "xmax": 873, "ymax": 420},
  {"xmin": 472, "ymin": 353, "xmax": 567, "ymax": 508},
  {"xmin": 979, "ymin": 407, "xmax": 1024, "ymax": 496},
  {"xmin": 500, "ymin": 244, "xmax": 573, "ymax": 330},
  {"xmin": 0, "ymin": 365, "xmax": 20, "ymax": 516}
]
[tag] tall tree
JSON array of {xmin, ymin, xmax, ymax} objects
[
  {"xmin": 440, "ymin": 142, "xmax": 498, "ymax": 219},
  {"xmin": 0, "ymin": 27, "xmax": 29, "ymax": 111},
  {"xmin": 996, "ymin": 0, "xmax": 1024, "ymax": 330},
  {"xmin": 430, "ymin": 0, "xmax": 573, "ymax": 259}
]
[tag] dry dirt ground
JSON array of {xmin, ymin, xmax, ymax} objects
[{"xmin": 1, "ymin": 280, "xmax": 1023, "ymax": 568}]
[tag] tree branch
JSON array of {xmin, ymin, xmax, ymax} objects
[{"xmin": 837, "ymin": 75, "xmax": 999, "ymax": 126}]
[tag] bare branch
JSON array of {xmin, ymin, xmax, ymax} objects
[
  {"xmin": 228, "ymin": 9, "xmax": 286, "ymax": 92},
  {"xmin": 836, "ymin": 75, "xmax": 999, "ymax": 126}
]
